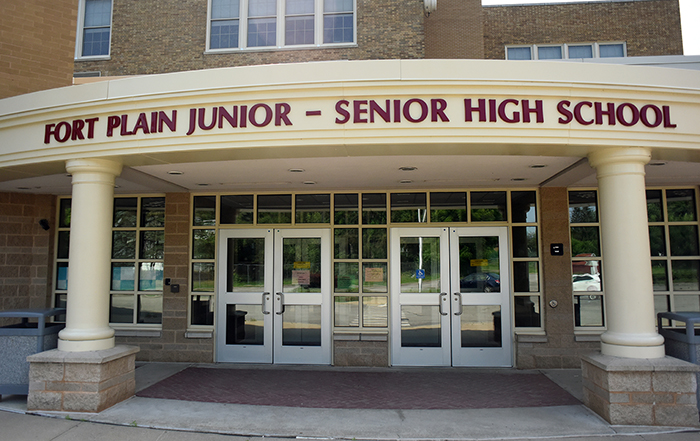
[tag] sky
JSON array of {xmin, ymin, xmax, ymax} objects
[{"xmin": 481, "ymin": 0, "xmax": 700, "ymax": 56}]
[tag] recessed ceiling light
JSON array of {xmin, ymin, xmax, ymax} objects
[
  {"xmin": 197, "ymin": 183, "xmax": 210, "ymax": 186},
  {"xmin": 399, "ymin": 166, "xmax": 417, "ymax": 171},
  {"xmin": 303, "ymin": 181, "xmax": 316, "ymax": 185},
  {"xmin": 511, "ymin": 178, "xmax": 527, "ymax": 181},
  {"xmin": 16, "ymin": 187, "xmax": 31, "ymax": 190},
  {"xmin": 648, "ymin": 162, "xmax": 667, "ymax": 167},
  {"xmin": 167, "ymin": 170, "xmax": 184, "ymax": 175},
  {"xmin": 529, "ymin": 164, "xmax": 547, "ymax": 169},
  {"xmin": 288, "ymin": 168, "xmax": 305, "ymax": 173},
  {"xmin": 399, "ymin": 180, "xmax": 413, "ymax": 184}
]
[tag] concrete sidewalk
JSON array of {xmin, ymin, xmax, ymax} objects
[{"xmin": 0, "ymin": 364, "xmax": 698, "ymax": 441}]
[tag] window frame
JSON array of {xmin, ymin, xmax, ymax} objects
[
  {"xmin": 505, "ymin": 42, "xmax": 626, "ymax": 60},
  {"xmin": 75, "ymin": 0, "xmax": 113, "ymax": 60},
  {"xmin": 206, "ymin": 0, "xmax": 357, "ymax": 53}
]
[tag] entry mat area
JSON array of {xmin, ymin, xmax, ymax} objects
[{"xmin": 137, "ymin": 367, "xmax": 581, "ymax": 409}]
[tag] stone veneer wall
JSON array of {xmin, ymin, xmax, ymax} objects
[
  {"xmin": 0, "ymin": 192, "xmax": 56, "ymax": 326},
  {"xmin": 115, "ymin": 193, "xmax": 213, "ymax": 362},
  {"xmin": 74, "ymin": 0, "xmax": 425, "ymax": 77},
  {"xmin": 424, "ymin": 0, "xmax": 484, "ymax": 59},
  {"xmin": 334, "ymin": 336, "xmax": 389, "ymax": 367},
  {"xmin": 515, "ymin": 187, "xmax": 599, "ymax": 369},
  {"xmin": 483, "ymin": 0, "xmax": 683, "ymax": 60}
]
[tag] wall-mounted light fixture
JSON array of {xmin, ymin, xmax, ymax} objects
[{"xmin": 39, "ymin": 219, "xmax": 50, "ymax": 230}]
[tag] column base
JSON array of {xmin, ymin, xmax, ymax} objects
[
  {"xmin": 582, "ymin": 352, "xmax": 700, "ymax": 427},
  {"xmin": 58, "ymin": 336, "xmax": 115, "ymax": 352},
  {"xmin": 601, "ymin": 341, "xmax": 666, "ymax": 359},
  {"xmin": 26, "ymin": 345, "xmax": 138, "ymax": 413}
]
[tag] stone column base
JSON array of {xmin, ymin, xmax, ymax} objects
[
  {"xmin": 27, "ymin": 345, "xmax": 139, "ymax": 413},
  {"xmin": 582, "ymin": 352, "xmax": 699, "ymax": 427}
]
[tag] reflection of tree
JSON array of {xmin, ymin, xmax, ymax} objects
[
  {"xmin": 571, "ymin": 227, "xmax": 599, "ymax": 256},
  {"xmin": 570, "ymin": 206, "xmax": 597, "ymax": 223},
  {"xmin": 194, "ymin": 229, "xmax": 216, "ymax": 259},
  {"xmin": 471, "ymin": 208, "xmax": 504, "ymax": 222}
]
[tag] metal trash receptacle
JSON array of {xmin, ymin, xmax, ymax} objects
[
  {"xmin": 657, "ymin": 311, "xmax": 700, "ymax": 409},
  {"xmin": 0, "ymin": 308, "xmax": 65, "ymax": 396}
]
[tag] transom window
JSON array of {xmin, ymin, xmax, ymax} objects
[
  {"xmin": 208, "ymin": 0, "xmax": 355, "ymax": 51},
  {"xmin": 506, "ymin": 42, "xmax": 626, "ymax": 60},
  {"xmin": 76, "ymin": 0, "xmax": 112, "ymax": 58}
]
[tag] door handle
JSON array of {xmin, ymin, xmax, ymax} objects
[
  {"xmin": 454, "ymin": 292, "xmax": 463, "ymax": 316},
  {"xmin": 262, "ymin": 292, "xmax": 270, "ymax": 315},
  {"xmin": 275, "ymin": 292, "xmax": 285, "ymax": 315},
  {"xmin": 439, "ymin": 292, "xmax": 448, "ymax": 316}
]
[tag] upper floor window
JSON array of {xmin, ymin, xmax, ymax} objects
[
  {"xmin": 506, "ymin": 42, "xmax": 626, "ymax": 60},
  {"xmin": 76, "ymin": 0, "xmax": 112, "ymax": 59},
  {"xmin": 208, "ymin": 0, "xmax": 355, "ymax": 51}
]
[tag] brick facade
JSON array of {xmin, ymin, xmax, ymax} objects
[
  {"xmin": 0, "ymin": 192, "xmax": 56, "ymax": 327},
  {"xmin": 0, "ymin": 0, "xmax": 76, "ymax": 99},
  {"xmin": 424, "ymin": 0, "xmax": 484, "ymax": 59},
  {"xmin": 483, "ymin": 0, "xmax": 683, "ymax": 60},
  {"xmin": 74, "ymin": 0, "xmax": 425, "ymax": 77}
]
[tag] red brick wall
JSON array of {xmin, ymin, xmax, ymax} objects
[
  {"xmin": 483, "ymin": 0, "xmax": 683, "ymax": 59},
  {"xmin": 424, "ymin": 0, "xmax": 484, "ymax": 59}
]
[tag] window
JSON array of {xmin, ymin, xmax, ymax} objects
[
  {"xmin": 207, "ymin": 0, "xmax": 355, "ymax": 51},
  {"xmin": 506, "ymin": 42, "xmax": 626, "ymax": 60},
  {"xmin": 76, "ymin": 0, "xmax": 112, "ymax": 58}
]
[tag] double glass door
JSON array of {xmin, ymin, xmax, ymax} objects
[
  {"xmin": 216, "ymin": 229, "xmax": 331, "ymax": 364},
  {"xmin": 390, "ymin": 227, "xmax": 512, "ymax": 367}
]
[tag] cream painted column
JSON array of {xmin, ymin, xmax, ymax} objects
[
  {"xmin": 58, "ymin": 158, "xmax": 123, "ymax": 352},
  {"xmin": 588, "ymin": 148, "xmax": 665, "ymax": 358}
]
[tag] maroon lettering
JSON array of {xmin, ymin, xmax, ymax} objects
[
  {"xmin": 85, "ymin": 118, "xmax": 98, "ymax": 138},
  {"xmin": 186, "ymin": 108, "xmax": 196, "ymax": 136},
  {"xmin": 240, "ymin": 105, "xmax": 248, "ymax": 128},
  {"xmin": 616, "ymin": 103, "xmax": 640, "ymax": 127},
  {"xmin": 275, "ymin": 103, "xmax": 292, "ymax": 126},
  {"xmin": 353, "ymin": 100, "xmax": 368, "ymax": 123},
  {"xmin": 132, "ymin": 113, "xmax": 150, "ymax": 135},
  {"xmin": 663, "ymin": 106, "xmax": 676, "ymax": 128},
  {"xmin": 335, "ymin": 100, "xmax": 350, "ymax": 124},
  {"xmin": 403, "ymin": 98, "xmax": 428, "ymax": 123},
  {"xmin": 120, "ymin": 115, "xmax": 134, "ymax": 136},
  {"xmin": 70, "ymin": 119, "xmax": 85, "ymax": 140},
  {"xmin": 370, "ymin": 100, "xmax": 391, "ymax": 123},
  {"xmin": 595, "ymin": 102, "xmax": 616, "ymax": 126},
  {"xmin": 159, "ymin": 110, "xmax": 176, "ymax": 132},
  {"xmin": 394, "ymin": 99, "xmax": 401, "ymax": 123},
  {"xmin": 465, "ymin": 98, "xmax": 486, "ymax": 122},
  {"xmin": 498, "ymin": 99, "xmax": 520, "ymax": 123},
  {"xmin": 250, "ymin": 103, "xmax": 273, "ymax": 127},
  {"xmin": 431, "ymin": 99, "xmax": 449, "ymax": 122},
  {"xmin": 106, "ymin": 115, "xmax": 121, "ymax": 137},
  {"xmin": 557, "ymin": 100, "xmax": 573, "ymax": 124},
  {"xmin": 198, "ymin": 107, "xmax": 217, "ymax": 130},
  {"xmin": 521, "ymin": 99, "xmax": 543, "ymax": 123},
  {"xmin": 640, "ymin": 104, "xmax": 663, "ymax": 128},
  {"xmin": 55, "ymin": 121, "xmax": 71, "ymax": 142},
  {"xmin": 574, "ymin": 101, "xmax": 594, "ymax": 126},
  {"xmin": 150, "ymin": 112, "xmax": 158, "ymax": 133},
  {"xmin": 219, "ymin": 106, "xmax": 238, "ymax": 128}
]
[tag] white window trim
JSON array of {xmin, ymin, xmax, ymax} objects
[
  {"xmin": 75, "ymin": 0, "xmax": 113, "ymax": 61},
  {"xmin": 205, "ymin": 0, "xmax": 357, "ymax": 54},
  {"xmin": 506, "ymin": 42, "xmax": 627, "ymax": 60}
]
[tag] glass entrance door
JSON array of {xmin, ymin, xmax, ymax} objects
[
  {"xmin": 216, "ymin": 229, "xmax": 331, "ymax": 364},
  {"xmin": 390, "ymin": 227, "xmax": 512, "ymax": 367}
]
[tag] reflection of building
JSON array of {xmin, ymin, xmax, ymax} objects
[{"xmin": 1, "ymin": 0, "xmax": 699, "ymax": 425}]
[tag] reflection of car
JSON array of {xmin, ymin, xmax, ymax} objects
[
  {"xmin": 572, "ymin": 274, "xmax": 601, "ymax": 291},
  {"xmin": 460, "ymin": 272, "xmax": 500, "ymax": 292}
]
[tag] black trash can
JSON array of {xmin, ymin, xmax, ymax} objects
[{"xmin": 0, "ymin": 308, "xmax": 65, "ymax": 396}]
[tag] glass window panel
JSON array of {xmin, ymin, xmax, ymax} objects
[
  {"xmin": 674, "ymin": 295, "xmax": 700, "ymax": 312},
  {"xmin": 571, "ymin": 226, "xmax": 600, "ymax": 256},
  {"xmin": 193, "ymin": 229, "xmax": 216, "ymax": 259},
  {"xmin": 295, "ymin": 194, "xmax": 330, "ymax": 223},
  {"xmin": 399, "ymin": 236, "xmax": 441, "ymax": 293},
  {"xmin": 646, "ymin": 190, "xmax": 664, "ymax": 222},
  {"xmin": 56, "ymin": 262, "xmax": 69, "ymax": 290},
  {"xmin": 191, "ymin": 295, "xmax": 214, "ymax": 326},
  {"xmin": 249, "ymin": 0, "xmax": 277, "ymax": 16},
  {"xmin": 138, "ymin": 294, "xmax": 162, "ymax": 324},
  {"xmin": 569, "ymin": 191, "xmax": 598, "ymax": 223},
  {"xmin": 324, "ymin": 0, "xmax": 352, "ymax": 13},
  {"xmin": 248, "ymin": 17, "xmax": 276, "ymax": 47},
  {"xmin": 139, "ymin": 262, "xmax": 164, "ymax": 291},
  {"xmin": 363, "ymin": 262, "xmax": 387, "ymax": 293},
  {"xmin": 221, "ymin": 195, "xmax": 254, "ymax": 224},
  {"xmin": 334, "ymin": 296, "xmax": 359, "ymax": 327},
  {"xmin": 286, "ymin": 16, "xmax": 314, "ymax": 45},
  {"xmin": 599, "ymin": 43, "xmax": 624, "ymax": 58},
  {"xmin": 287, "ymin": 0, "xmax": 314, "ymax": 14},
  {"xmin": 57, "ymin": 231, "xmax": 70, "ymax": 259},
  {"xmin": 283, "ymin": 237, "xmax": 321, "ymax": 293},
  {"xmin": 140, "ymin": 197, "xmax": 165, "ymax": 227},
  {"xmin": 654, "ymin": 295, "xmax": 670, "ymax": 326},
  {"xmin": 227, "ymin": 238, "xmax": 265, "ymax": 292},
  {"xmin": 84, "ymin": 0, "xmax": 111, "ymax": 26},
  {"xmin": 460, "ymin": 305, "xmax": 502, "ymax": 347},
  {"xmin": 471, "ymin": 191, "xmax": 507, "ymax": 222},
  {"xmin": 671, "ymin": 260, "xmax": 700, "ymax": 291},
  {"xmin": 507, "ymin": 47, "xmax": 531, "ymax": 60},
  {"xmin": 572, "ymin": 262, "xmax": 602, "ymax": 292},
  {"xmin": 212, "ymin": 0, "xmax": 240, "ymax": 18},
  {"xmin": 55, "ymin": 294, "xmax": 67, "ymax": 321},
  {"xmin": 140, "ymin": 230, "xmax": 164, "ymax": 259},
  {"xmin": 323, "ymin": 13, "xmax": 353, "ymax": 43},
  {"xmin": 652, "ymin": 260, "xmax": 669, "ymax": 291},
  {"xmin": 363, "ymin": 296, "xmax": 388, "ymax": 327},
  {"xmin": 111, "ymin": 262, "xmax": 135, "ymax": 291},
  {"xmin": 59, "ymin": 199, "xmax": 71, "ymax": 228},
  {"xmin": 362, "ymin": 193, "xmax": 386, "ymax": 225},
  {"xmin": 511, "ymin": 191, "xmax": 537, "ymax": 223},
  {"xmin": 391, "ymin": 193, "xmax": 427, "ymax": 223},
  {"xmin": 649, "ymin": 226, "xmax": 667, "ymax": 257},
  {"xmin": 401, "ymin": 305, "xmax": 441, "ymax": 347},
  {"xmin": 193, "ymin": 196, "xmax": 216, "ymax": 226},
  {"xmin": 192, "ymin": 262, "xmax": 215, "ymax": 292},
  {"xmin": 113, "ymin": 198, "xmax": 137, "ymax": 227},
  {"xmin": 211, "ymin": 20, "xmax": 239, "ymax": 49},
  {"xmin": 110, "ymin": 294, "xmax": 133, "ymax": 323},
  {"xmin": 669, "ymin": 226, "xmax": 699, "ymax": 256},
  {"xmin": 458, "ymin": 236, "xmax": 500, "ymax": 293},
  {"xmin": 334, "ymin": 228, "xmax": 358, "ymax": 259},
  {"xmin": 430, "ymin": 192, "xmax": 466, "ymax": 223},
  {"xmin": 513, "ymin": 261, "xmax": 539, "ymax": 293},
  {"xmin": 226, "ymin": 304, "xmax": 265, "ymax": 345},
  {"xmin": 574, "ymin": 294, "xmax": 604, "ymax": 327},
  {"xmin": 362, "ymin": 228, "xmax": 387, "ymax": 259},
  {"xmin": 512, "ymin": 226, "xmax": 538, "ymax": 258},
  {"xmin": 538, "ymin": 46, "xmax": 562, "ymax": 59},
  {"xmin": 568, "ymin": 45, "xmax": 593, "ymax": 59},
  {"xmin": 334, "ymin": 193, "xmax": 358, "ymax": 225},
  {"xmin": 514, "ymin": 296, "xmax": 541, "ymax": 327},
  {"xmin": 334, "ymin": 262, "xmax": 359, "ymax": 293},
  {"xmin": 666, "ymin": 189, "xmax": 697, "ymax": 221},
  {"xmin": 82, "ymin": 28, "xmax": 110, "ymax": 56},
  {"xmin": 112, "ymin": 230, "xmax": 136, "ymax": 259},
  {"xmin": 257, "ymin": 194, "xmax": 291, "ymax": 224},
  {"xmin": 282, "ymin": 305, "xmax": 321, "ymax": 346}
]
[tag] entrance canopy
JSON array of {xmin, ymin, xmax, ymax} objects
[{"xmin": 1, "ymin": 59, "xmax": 700, "ymax": 193}]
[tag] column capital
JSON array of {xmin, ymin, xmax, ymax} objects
[
  {"xmin": 65, "ymin": 158, "xmax": 122, "ymax": 178},
  {"xmin": 587, "ymin": 147, "xmax": 651, "ymax": 170}
]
